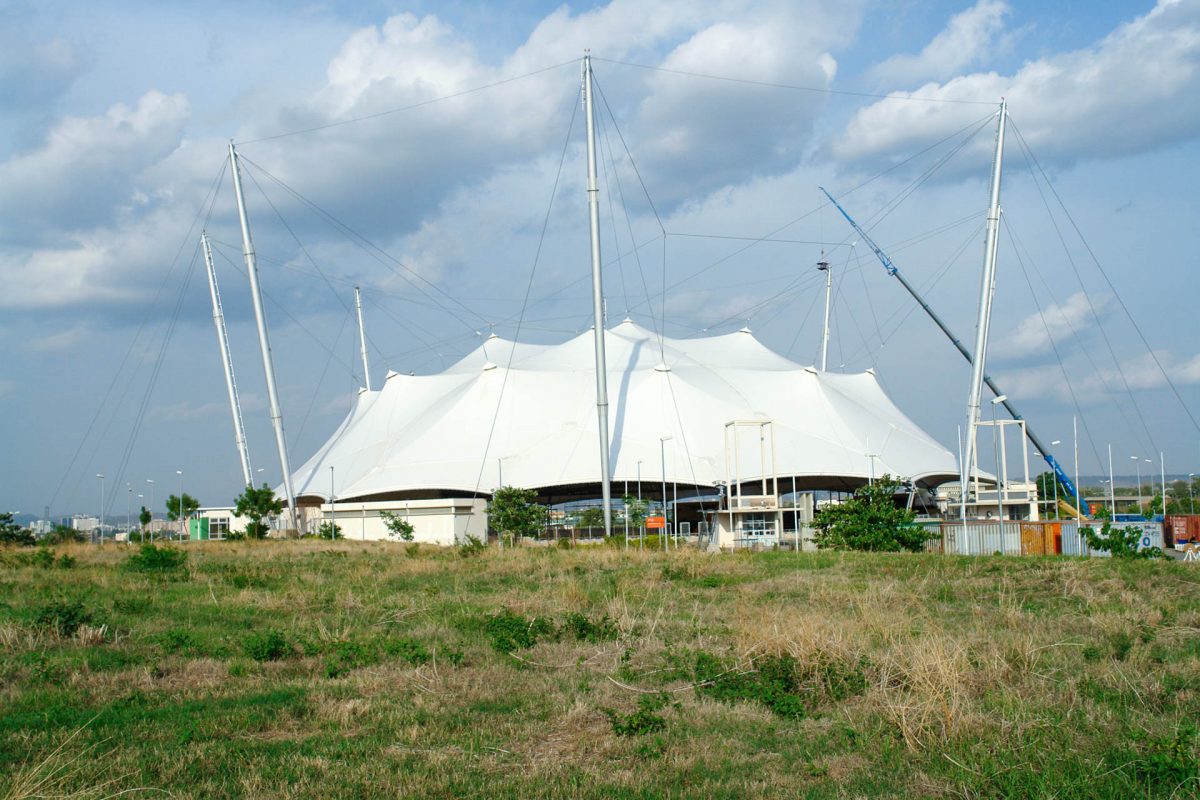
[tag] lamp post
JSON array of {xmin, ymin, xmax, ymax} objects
[
  {"xmin": 137, "ymin": 494, "xmax": 145, "ymax": 543},
  {"xmin": 126, "ymin": 483, "xmax": 132, "ymax": 541},
  {"xmin": 660, "ymin": 437, "xmax": 671, "ymax": 552},
  {"xmin": 1189, "ymin": 474, "xmax": 1195, "ymax": 514},
  {"xmin": 176, "ymin": 469, "xmax": 184, "ymax": 542},
  {"xmin": 1131, "ymin": 456, "xmax": 1142, "ymax": 517},
  {"xmin": 991, "ymin": 396, "xmax": 1007, "ymax": 523},
  {"xmin": 96, "ymin": 473, "xmax": 104, "ymax": 545},
  {"xmin": 146, "ymin": 479, "xmax": 155, "ymax": 541},
  {"xmin": 1050, "ymin": 439, "xmax": 1062, "ymax": 518},
  {"xmin": 1159, "ymin": 452, "xmax": 1166, "ymax": 519},
  {"xmin": 637, "ymin": 459, "xmax": 643, "ymax": 551},
  {"xmin": 329, "ymin": 465, "xmax": 336, "ymax": 540},
  {"xmin": 1144, "ymin": 458, "xmax": 1153, "ymax": 517}
]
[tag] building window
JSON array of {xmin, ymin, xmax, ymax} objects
[{"xmin": 210, "ymin": 517, "xmax": 230, "ymax": 538}]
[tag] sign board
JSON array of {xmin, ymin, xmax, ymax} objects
[{"xmin": 646, "ymin": 516, "xmax": 665, "ymax": 529}]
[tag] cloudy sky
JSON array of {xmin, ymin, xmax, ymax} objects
[{"xmin": 2, "ymin": 0, "xmax": 1198, "ymax": 521}]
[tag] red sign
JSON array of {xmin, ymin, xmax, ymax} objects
[{"xmin": 646, "ymin": 516, "xmax": 665, "ymax": 529}]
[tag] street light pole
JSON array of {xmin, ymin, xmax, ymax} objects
[
  {"xmin": 660, "ymin": 437, "xmax": 671, "ymax": 552},
  {"xmin": 126, "ymin": 484, "xmax": 132, "ymax": 542},
  {"xmin": 637, "ymin": 460, "xmax": 643, "ymax": 551},
  {"xmin": 146, "ymin": 479, "xmax": 155, "ymax": 541},
  {"xmin": 176, "ymin": 469, "xmax": 184, "ymax": 542},
  {"xmin": 1144, "ymin": 458, "xmax": 1153, "ymax": 517},
  {"xmin": 991, "ymin": 396, "xmax": 1007, "ymax": 522},
  {"xmin": 137, "ymin": 494, "xmax": 145, "ymax": 543},
  {"xmin": 96, "ymin": 473, "xmax": 104, "ymax": 545},
  {"xmin": 329, "ymin": 465, "xmax": 336, "ymax": 540},
  {"xmin": 1050, "ymin": 440, "xmax": 1062, "ymax": 518},
  {"xmin": 1189, "ymin": 473, "xmax": 1195, "ymax": 514}
]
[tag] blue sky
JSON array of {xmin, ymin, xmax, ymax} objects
[{"xmin": 1, "ymin": 0, "xmax": 1198, "ymax": 521}]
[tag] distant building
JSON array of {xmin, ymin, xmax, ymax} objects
[{"xmin": 71, "ymin": 515, "xmax": 99, "ymax": 533}]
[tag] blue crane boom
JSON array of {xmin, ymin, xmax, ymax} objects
[{"xmin": 819, "ymin": 187, "xmax": 1090, "ymax": 516}]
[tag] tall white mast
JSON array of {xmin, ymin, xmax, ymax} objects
[
  {"xmin": 354, "ymin": 286, "xmax": 371, "ymax": 391},
  {"xmin": 960, "ymin": 100, "xmax": 1008, "ymax": 549},
  {"xmin": 583, "ymin": 54, "xmax": 613, "ymax": 538},
  {"xmin": 817, "ymin": 254, "xmax": 832, "ymax": 371},
  {"xmin": 201, "ymin": 232, "xmax": 253, "ymax": 486},
  {"xmin": 228, "ymin": 141, "xmax": 298, "ymax": 529}
]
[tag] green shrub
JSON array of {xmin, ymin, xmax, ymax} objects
[
  {"xmin": 484, "ymin": 609, "xmax": 555, "ymax": 653},
  {"xmin": 563, "ymin": 611, "xmax": 618, "ymax": 643},
  {"xmin": 812, "ymin": 476, "xmax": 924, "ymax": 552},
  {"xmin": 324, "ymin": 640, "xmax": 371, "ymax": 678},
  {"xmin": 125, "ymin": 544, "xmax": 188, "ymax": 575},
  {"xmin": 33, "ymin": 599, "xmax": 94, "ymax": 637},
  {"xmin": 383, "ymin": 637, "xmax": 431, "ymax": 666},
  {"xmin": 243, "ymin": 629, "xmax": 291, "ymax": 662},
  {"xmin": 459, "ymin": 535, "xmax": 487, "ymax": 557},
  {"xmin": 603, "ymin": 692, "xmax": 675, "ymax": 736},
  {"xmin": 692, "ymin": 650, "xmax": 868, "ymax": 719}
]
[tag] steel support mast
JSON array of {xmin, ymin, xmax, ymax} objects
[
  {"xmin": 818, "ymin": 185, "xmax": 1089, "ymax": 516},
  {"xmin": 228, "ymin": 141, "xmax": 298, "ymax": 530},
  {"xmin": 960, "ymin": 101, "xmax": 1008, "ymax": 544},
  {"xmin": 583, "ymin": 55, "xmax": 613, "ymax": 538},
  {"xmin": 355, "ymin": 286, "xmax": 371, "ymax": 391},
  {"xmin": 201, "ymin": 232, "xmax": 253, "ymax": 487}
]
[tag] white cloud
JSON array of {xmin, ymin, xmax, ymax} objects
[
  {"xmin": 1000, "ymin": 349, "xmax": 1200, "ymax": 402},
  {"xmin": 870, "ymin": 0, "xmax": 1011, "ymax": 86},
  {"xmin": 0, "ymin": 90, "xmax": 189, "ymax": 239},
  {"xmin": 997, "ymin": 291, "xmax": 1109, "ymax": 357},
  {"xmin": 836, "ymin": 0, "xmax": 1200, "ymax": 167}
]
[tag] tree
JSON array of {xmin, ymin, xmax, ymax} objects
[
  {"xmin": 812, "ymin": 475, "xmax": 924, "ymax": 552},
  {"xmin": 380, "ymin": 510, "xmax": 415, "ymax": 541},
  {"xmin": 0, "ymin": 513, "xmax": 35, "ymax": 547},
  {"xmin": 578, "ymin": 507, "xmax": 606, "ymax": 530},
  {"xmin": 1035, "ymin": 471, "xmax": 1072, "ymax": 517},
  {"xmin": 316, "ymin": 521, "xmax": 343, "ymax": 540},
  {"xmin": 1082, "ymin": 521, "xmax": 1164, "ymax": 559},
  {"xmin": 234, "ymin": 484, "xmax": 283, "ymax": 540},
  {"xmin": 42, "ymin": 524, "xmax": 85, "ymax": 545},
  {"xmin": 138, "ymin": 506, "xmax": 152, "ymax": 541},
  {"xmin": 623, "ymin": 495, "xmax": 648, "ymax": 528},
  {"xmin": 165, "ymin": 493, "xmax": 200, "ymax": 522},
  {"xmin": 487, "ymin": 486, "xmax": 545, "ymax": 543}
]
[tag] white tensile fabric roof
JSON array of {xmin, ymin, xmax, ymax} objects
[{"xmin": 289, "ymin": 320, "xmax": 958, "ymax": 501}]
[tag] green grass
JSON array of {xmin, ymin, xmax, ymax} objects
[{"xmin": 0, "ymin": 541, "xmax": 1197, "ymax": 798}]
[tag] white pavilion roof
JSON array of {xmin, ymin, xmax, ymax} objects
[{"xmin": 288, "ymin": 320, "xmax": 958, "ymax": 501}]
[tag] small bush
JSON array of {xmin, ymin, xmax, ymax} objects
[
  {"xmin": 603, "ymin": 692, "xmax": 676, "ymax": 736},
  {"xmin": 693, "ymin": 650, "xmax": 868, "ymax": 719},
  {"xmin": 562, "ymin": 612, "xmax": 618, "ymax": 643},
  {"xmin": 459, "ymin": 536, "xmax": 487, "ymax": 558},
  {"xmin": 243, "ymin": 629, "xmax": 291, "ymax": 662},
  {"xmin": 484, "ymin": 609, "xmax": 556, "ymax": 653},
  {"xmin": 33, "ymin": 600, "xmax": 94, "ymax": 637},
  {"xmin": 125, "ymin": 544, "xmax": 188, "ymax": 575},
  {"xmin": 383, "ymin": 637, "xmax": 431, "ymax": 666},
  {"xmin": 324, "ymin": 640, "xmax": 372, "ymax": 678}
]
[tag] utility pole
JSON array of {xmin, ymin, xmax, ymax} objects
[
  {"xmin": 582, "ymin": 55, "xmax": 612, "ymax": 539},
  {"xmin": 228, "ymin": 141, "xmax": 298, "ymax": 530},
  {"xmin": 959, "ymin": 100, "xmax": 1007, "ymax": 552}
]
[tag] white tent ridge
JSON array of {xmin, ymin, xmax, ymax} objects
[{"xmin": 286, "ymin": 320, "xmax": 958, "ymax": 503}]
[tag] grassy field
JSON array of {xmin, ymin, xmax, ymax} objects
[{"xmin": 0, "ymin": 541, "xmax": 1197, "ymax": 799}]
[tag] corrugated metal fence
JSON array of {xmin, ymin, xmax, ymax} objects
[{"xmin": 931, "ymin": 520, "xmax": 1164, "ymax": 557}]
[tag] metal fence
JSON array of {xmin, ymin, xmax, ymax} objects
[{"xmin": 937, "ymin": 520, "xmax": 1163, "ymax": 557}]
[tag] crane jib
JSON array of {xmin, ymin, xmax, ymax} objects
[{"xmin": 818, "ymin": 187, "xmax": 1091, "ymax": 517}]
